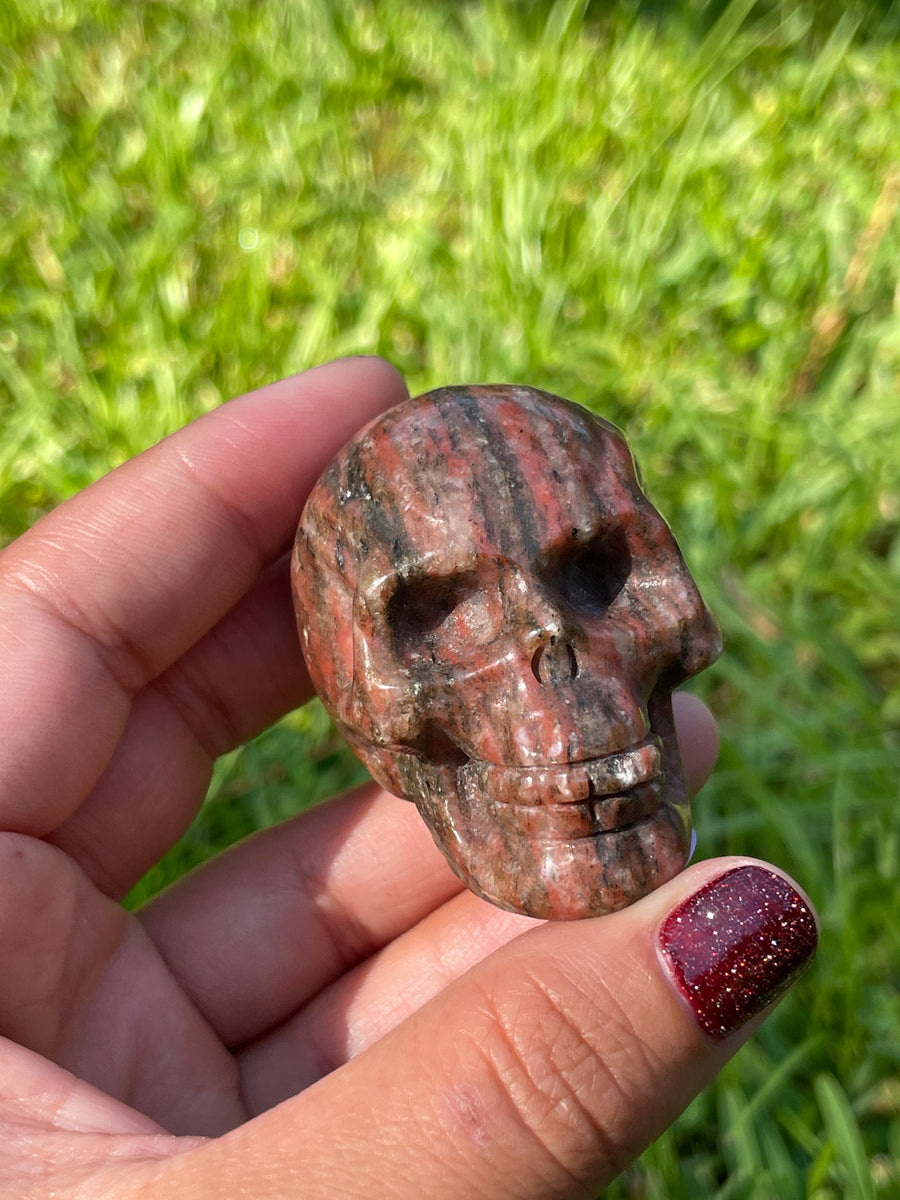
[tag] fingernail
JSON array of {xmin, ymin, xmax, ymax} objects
[
  {"xmin": 687, "ymin": 827, "xmax": 698, "ymax": 864},
  {"xmin": 658, "ymin": 865, "xmax": 818, "ymax": 1041}
]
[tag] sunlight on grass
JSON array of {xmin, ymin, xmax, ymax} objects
[{"xmin": 2, "ymin": 1, "xmax": 900, "ymax": 1195}]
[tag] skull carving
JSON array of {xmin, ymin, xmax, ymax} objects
[{"xmin": 292, "ymin": 385, "xmax": 721, "ymax": 920}]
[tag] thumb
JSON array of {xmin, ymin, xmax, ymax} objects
[{"xmin": 166, "ymin": 857, "xmax": 817, "ymax": 1198}]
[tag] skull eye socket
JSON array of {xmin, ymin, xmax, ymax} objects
[
  {"xmin": 386, "ymin": 570, "xmax": 481, "ymax": 661},
  {"xmin": 556, "ymin": 529, "xmax": 631, "ymax": 616}
]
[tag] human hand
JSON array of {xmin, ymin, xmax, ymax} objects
[{"xmin": 0, "ymin": 357, "xmax": 817, "ymax": 1198}]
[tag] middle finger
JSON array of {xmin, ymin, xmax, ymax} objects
[{"xmin": 139, "ymin": 783, "xmax": 465, "ymax": 1047}]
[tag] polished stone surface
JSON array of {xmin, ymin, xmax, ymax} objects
[{"xmin": 292, "ymin": 385, "xmax": 721, "ymax": 919}]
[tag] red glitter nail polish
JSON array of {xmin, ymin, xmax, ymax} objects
[{"xmin": 658, "ymin": 865, "xmax": 818, "ymax": 1040}]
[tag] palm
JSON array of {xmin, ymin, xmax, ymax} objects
[{"xmin": 3, "ymin": 772, "xmax": 471, "ymax": 1136}]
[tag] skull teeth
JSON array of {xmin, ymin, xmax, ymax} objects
[
  {"xmin": 460, "ymin": 738, "xmax": 662, "ymax": 807},
  {"xmin": 581, "ymin": 741, "xmax": 662, "ymax": 797}
]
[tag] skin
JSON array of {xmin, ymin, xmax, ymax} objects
[{"xmin": 0, "ymin": 357, "xmax": 809, "ymax": 1199}]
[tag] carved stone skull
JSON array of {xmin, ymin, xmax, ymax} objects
[{"xmin": 292, "ymin": 384, "xmax": 721, "ymax": 920}]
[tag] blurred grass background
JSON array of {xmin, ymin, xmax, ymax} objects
[{"xmin": 2, "ymin": 0, "xmax": 899, "ymax": 1195}]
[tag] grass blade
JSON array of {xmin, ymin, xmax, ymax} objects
[{"xmin": 814, "ymin": 1074, "xmax": 876, "ymax": 1200}]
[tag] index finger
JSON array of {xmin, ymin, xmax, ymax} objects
[{"xmin": 0, "ymin": 356, "xmax": 409, "ymax": 833}]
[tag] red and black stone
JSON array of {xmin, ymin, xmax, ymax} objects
[{"xmin": 292, "ymin": 384, "xmax": 721, "ymax": 920}]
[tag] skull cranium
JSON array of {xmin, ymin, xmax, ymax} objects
[{"xmin": 292, "ymin": 384, "xmax": 721, "ymax": 919}]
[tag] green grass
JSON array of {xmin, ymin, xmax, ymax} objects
[{"xmin": 2, "ymin": 1, "xmax": 900, "ymax": 1195}]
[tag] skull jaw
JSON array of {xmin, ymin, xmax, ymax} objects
[{"xmin": 390, "ymin": 753, "xmax": 692, "ymax": 921}]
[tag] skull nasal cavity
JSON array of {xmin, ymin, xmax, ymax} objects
[{"xmin": 532, "ymin": 640, "xmax": 579, "ymax": 685}]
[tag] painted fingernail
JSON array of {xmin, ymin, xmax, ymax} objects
[{"xmin": 658, "ymin": 865, "xmax": 818, "ymax": 1041}]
